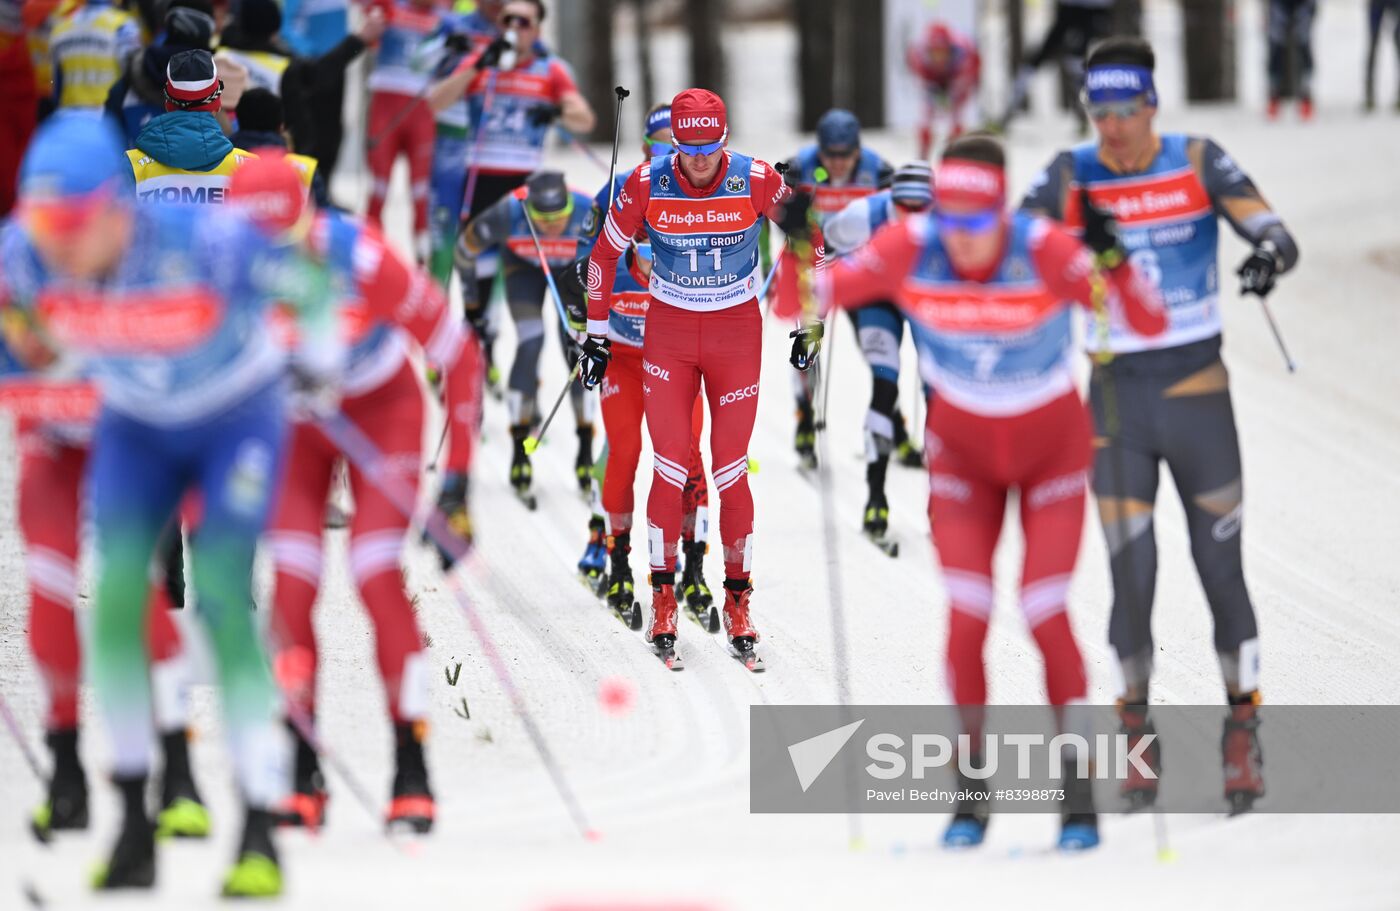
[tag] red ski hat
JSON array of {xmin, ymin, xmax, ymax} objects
[
  {"xmin": 227, "ymin": 151, "xmax": 312, "ymax": 239},
  {"xmin": 670, "ymin": 88, "xmax": 727, "ymax": 144}
]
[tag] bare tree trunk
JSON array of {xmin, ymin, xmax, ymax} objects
[
  {"xmin": 796, "ymin": 0, "xmax": 835, "ymax": 130},
  {"xmin": 1008, "ymin": 0, "xmax": 1026, "ymax": 112},
  {"xmin": 631, "ymin": 0, "xmax": 656, "ymax": 108},
  {"xmin": 1182, "ymin": 0, "xmax": 1236, "ymax": 101},
  {"xmin": 849, "ymin": 0, "xmax": 884, "ymax": 127},
  {"xmin": 687, "ymin": 0, "xmax": 726, "ymax": 94},
  {"xmin": 558, "ymin": 0, "xmax": 617, "ymax": 141}
]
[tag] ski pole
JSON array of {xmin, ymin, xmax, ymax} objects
[
  {"xmin": 756, "ymin": 255, "xmax": 782, "ymax": 307},
  {"xmin": 815, "ymin": 314, "xmax": 837, "ymax": 432},
  {"xmin": 316, "ymin": 412, "xmax": 597, "ymax": 839},
  {"xmin": 605, "ymin": 86, "xmax": 630, "ymax": 211},
  {"xmin": 0, "ymin": 688, "xmax": 47, "ymax": 785},
  {"xmin": 521, "ymin": 205, "xmax": 582, "ymax": 345},
  {"xmin": 524, "ymin": 359, "xmax": 584, "ymax": 456},
  {"xmin": 280, "ymin": 699, "xmax": 409, "ymax": 843},
  {"xmin": 459, "ymin": 68, "xmax": 500, "ymax": 226},
  {"xmin": 1257, "ymin": 297, "xmax": 1297, "ymax": 372},
  {"xmin": 555, "ymin": 125, "xmax": 611, "ymax": 173},
  {"xmin": 519, "ymin": 204, "xmax": 588, "ymax": 457},
  {"xmin": 790, "ymin": 220, "xmax": 863, "ymax": 850},
  {"xmin": 366, "ymin": 89, "xmax": 431, "ymax": 151}
]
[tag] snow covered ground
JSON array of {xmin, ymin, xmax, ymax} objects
[{"xmin": 3, "ymin": 0, "xmax": 1400, "ymax": 907}]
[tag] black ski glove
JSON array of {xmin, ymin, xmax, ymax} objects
[
  {"xmin": 789, "ymin": 321, "xmax": 824, "ymax": 371},
  {"xmin": 772, "ymin": 189, "xmax": 816, "ymax": 240},
  {"xmin": 579, "ymin": 335, "xmax": 611, "ymax": 389},
  {"xmin": 1080, "ymin": 187, "xmax": 1125, "ymax": 269},
  {"xmin": 527, "ymin": 103, "xmax": 563, "ymax": 127},
  {"xmin": 476, "ymin": 34, "xmax": 512, "ymax": 70},
  {"xmin": 1238, "ymin": 243, "xmax": 1281, "ymax": 297},
  {"xmin": 554, "ymin": 256, "xmax": 589, "ymax": 332},
  {"xmin": 445, "ymin": 31, "xmax": 472, "ymax": 53},
  {"xmin": 433, "ymin": 471, "xmax": 472, "ymax": 569}
]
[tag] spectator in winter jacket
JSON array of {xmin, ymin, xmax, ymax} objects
[
  {"xmin": 105, "ymin": 2, "xmax": 218, "ymax": 145},
  {"xmin": 231, "ymin": 87, "xmax": 331, "ymax": 208},
  {"xmin": 219, "ymin": 0, "xmax": 384, "ymax": 188},
  {"xmin": 125, "ymin": 48, "xmax": 256, "ymax": 206}
]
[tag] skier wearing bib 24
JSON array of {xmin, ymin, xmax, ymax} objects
[
  {"xmin": 1022, "ymin": 37, "xmax": 1300, "ymax": 813},
  {"xmin": 807, "ymin": 134, "xmax": 1166, "ymax": 851},
  {"xmin": 582, "ymin": 88, "xmax": 797, "ymax": 667},
  {"xmin": 428, "ymin": 0, "xmax": 595, "ymax": 314},
  {"xmin": 4, "ymin": 114, "xmax": 343, "ymax": 897}
]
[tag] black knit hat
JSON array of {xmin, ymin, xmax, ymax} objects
[
  {"xmin": 164, "ymin": 48, "xmax": 223, "ymax": 112},
  {"xmin": 234, "ymin": 87, "xmax": 283, "ymax": 132},
  {"xmin": 237, "ymin": 0, "xmax": 283, "ymax": 39},
  {"xmin": 164, "ymin": 5, "xmax": 215, "ymax": 49}
]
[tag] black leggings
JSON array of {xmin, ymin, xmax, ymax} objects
[
  {"xmin": 501, "ymin": 263, "xmax": 587, "ymax": 427},
  {"xmin": 1268, "ymin": 0, "xmax": 1318, "ymax": 100},
  {"xmin": 1026, "ymin": 4, "xmax": 1114, "ymax": 70},
  {"xmin": 1366, "ymin": 0, "xmax": 1400, "ymax": 105},
  {"xmin": 1090, "ymin": 337, "xmax": 1259, "ymax": 699}
]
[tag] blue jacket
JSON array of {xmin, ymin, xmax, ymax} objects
[{"xmin": 134, "ymin": 110, "xmax": 234, "ymax": 171}]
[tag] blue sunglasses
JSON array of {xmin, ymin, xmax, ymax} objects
[
  {"xmin": 936, "ymin": 208, "xmax": 1001, "ymax": 233},
  {"xmin": 649, "ymin": 141, "xmax": 676, "ymax": 156},
  {"xmin": 674, "ymin": 138, "xmax": 725, "ymax": 156}
]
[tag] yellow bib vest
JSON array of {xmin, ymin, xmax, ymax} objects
[
  {"xmin": 286, "ymin": 153, "xmax": 318, "ymax": 190},
  {"xmin": 215, "ymin": 48, "xmax": 290, "ymax": 95},
  {"xmin": 127, "ymin": 148, "xmax": 259, "ymax": 205},
  {"xmin": 50, "ymin": 6, "xmax": 137, "ymax": 108}
]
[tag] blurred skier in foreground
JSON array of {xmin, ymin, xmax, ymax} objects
[
  {"xmin": 2, "ymin": 113, "xmax": 342, "ymax": 897},
  {"xmin": 803, "ymin": 132, "xmax": 1165, "ymax": 850},
  {"xmin": 228, "ymin": 151, "xmax": 482, "ymax": 835}
]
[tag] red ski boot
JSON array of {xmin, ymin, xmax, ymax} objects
[
  {"xmin": 1222, "ymin": 696, "xmax": 1265, "ymax": 815},
  {"xmin": 647, "ymin": 574, "xmax": 679, "ymax": 648},
  {"xmin": 647, "ymin": 573, "xmax": 682, "ymax": 669},
  {"xmin": 722, "ymin": 580, "xmax": 764, "ymax": 671},
  {"xmin": 1118, "ymin": 703, "xmax": 1161, "ymax": 810}
]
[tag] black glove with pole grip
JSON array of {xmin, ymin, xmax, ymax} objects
[
  {"xmin": 1238, "ymin": 242, "xmax": 1281, "ymax": 297},
  {"xmin": 789, "ymin": 321, "xmax": 823, "ymax": 371},
  {"xmin": 527, "ymin": 103, "xmax": 563, "ymax": 127},
  {"xmin": 579, "ymin": 335, "xmax": 611, "ymax": 389},
  {"xmin": 1079, "ymin": 187, "xmax": 1125, "ymax": 269},
  {"xmin": 555, "ymin": 254, "xmax": 589, "ymax": 332},
  {"xmin": 475, "ymin": 34, "xmax": 513, "ymax": 70}
]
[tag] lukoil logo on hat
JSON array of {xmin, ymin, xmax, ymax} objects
[{"xmin": 670, "ymin": 88, "xmax": 727, "ymax": 142}]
